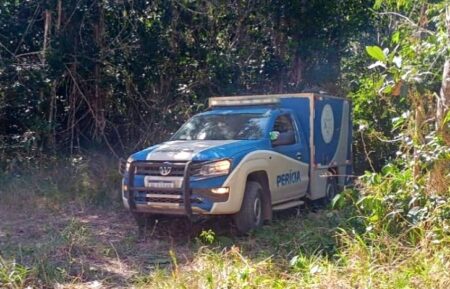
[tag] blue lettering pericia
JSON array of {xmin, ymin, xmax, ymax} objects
[{"xmin": 276, "ymin": 170, "xmax": 301, "ymax": 187}]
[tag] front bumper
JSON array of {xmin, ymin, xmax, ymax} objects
[{"xmin": 122, "ymin": 160, "xmax": 230, "ymax": 216}]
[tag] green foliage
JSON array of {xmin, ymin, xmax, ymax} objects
[
  {"xmin": 0, "ymin": 256, "xmax": 31, "ymax": 289},
  {"xmin": 337, "ymin": 0, "xmax": 450, "ymax": 269},
  {"xmin": 349, "ymin": 73, "xmax": 403, "ymax": 171},
  {"xmin": 199, "ymin": 229, "xmax": 216, "ymax": 245},
  {"xmin": 0, "ymin": 0, "xmax": 373, "ymax": 161},
  {"xmin": 61, "ymin": 219, "xmax": 90, "ymax": 249},
  {"xmin": 347, "ymin": 0, "xmax": 449, "ymax": 173},
  {"xmin": 366, "ymin": 45, "xmax": 387, "ymax": 62},
  {"xmin": 344, "ymin": 135, "xmax": 450, "ymax": 246},
  {"xmin": 0, "ymin": 154, "xmax": 122, "ymax": 207}
]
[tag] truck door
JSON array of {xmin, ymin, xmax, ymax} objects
[{"xmin": 270, "ymin": 113, "xmax": 309, "ymax": 202}]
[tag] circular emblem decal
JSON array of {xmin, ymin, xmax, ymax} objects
[
  {"xmin": 159, "ymin": 163, "xmax": 172, "ymax": 176},
  {"xmin": 321, "ymin": 104, "xmax": 334, "ymax": 144}
]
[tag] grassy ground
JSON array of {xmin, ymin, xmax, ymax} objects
[
  {"xmin": 1, "ymin": 158, "xmax": 450, "ymax": 288},
  {"xmin": 2, "ymin": 200, "xmax": 450, "ymax": 289}
]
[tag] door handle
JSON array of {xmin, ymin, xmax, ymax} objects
[{"xmin": 296, "ymin": 152, "xmax": 302, "ymax": 160}]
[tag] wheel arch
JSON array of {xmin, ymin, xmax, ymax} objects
[{"xmin": 247, "ymin": 170, "xmax": 272, "ymax": 222}]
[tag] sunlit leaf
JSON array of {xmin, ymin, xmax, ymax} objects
[
  {"xmin": 366, "ymin": 46, "xmax": 386, "ymax": 62},
  {"xmin": 373, "ymin": 0, "xmax": 383, "ymax": 10},
  {"xmin": 392, "ymin": 31, "xmax": 400, "ymax": 44}
]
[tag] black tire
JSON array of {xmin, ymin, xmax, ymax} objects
[
  {"xmin": 133, "ymin": 212, "xmax": 158, "ymax": 232},
  {"xmin": 233, "ymin": 181, "xmax": 264, "ymax": 234},
  {"xmin": 323, "ymin": 177, "xmax": 338, "ymax": 205}
]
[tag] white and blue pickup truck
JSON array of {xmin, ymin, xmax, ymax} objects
[{"xmin": 120, "ymin": 93, "xmax": 352, "ymax": 233}]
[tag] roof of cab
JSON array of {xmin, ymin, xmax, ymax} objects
[
  {"xmin": 208, "ymin": 93, "xmax": 346, "ymax": 109},
  {"xmin": 200, "ymin": 106, "xmax": 273, "ymax": 116}
]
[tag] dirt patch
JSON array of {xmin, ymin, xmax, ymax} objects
[
  {"xmin": 0, "ymin": 199, "xmax": 325, "ymax": 288},
  {"xmin": 0, "ymin": 202, "xmax": 234, "ymax": 288}
]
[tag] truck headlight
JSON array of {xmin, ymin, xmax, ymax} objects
[
  {"xmin": 126, "ymin": 159, "xmax": 132, "ymax": 171},
  {"xmin": 120, "ymin": 158, "xmax": 133, "ymax": 175},
  {"xmin": 197, "ymin": 159, "xmax": 231, "ymax": 177}
]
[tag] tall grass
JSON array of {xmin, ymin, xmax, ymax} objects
[
  {"xmin": 133, "ymin": 153, "xmax": 450, "ymax": 288},
  {"xmin": 0, "ymin": 153, "xmax": 122, "ymax": 208},
  {"xmin": 133, "ymin": 229, "xmax": 450, "ymax": 289},
  {"xmin": 0, "ymin": 256, "xmax": 31, "ymax": 289}
]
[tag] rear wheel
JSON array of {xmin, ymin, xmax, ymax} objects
[
  {"xmin": 323, "ymin": 176, "xmax": 338, "ymax": 205},
  {"xmin": 233, "ymin": 181, "xmax": 263, "ymax": 234}
]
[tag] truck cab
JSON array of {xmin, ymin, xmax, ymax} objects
[{"xmin": 120, "ymin": 93, "xmax": 352, "ymax": 233}]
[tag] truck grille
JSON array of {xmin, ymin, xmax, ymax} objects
[
  {"xmin": 128, "ymin": 161, "xmax": 205, "ymax": 208},
  {"xmin": 133, "ymin": 161, "xmax": 204, "ymax": 177},
  {"xmin": 134, "ymin": 161, "xmax": 186, "ymax": 176}
]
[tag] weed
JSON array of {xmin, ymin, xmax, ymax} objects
[
  {"xmin": 198, "ymin": 230, "xmax": 216, "ymax": 245},
  {"xmin": 0, "ymin": 256, "xmax": 31, "ymax": 289}
]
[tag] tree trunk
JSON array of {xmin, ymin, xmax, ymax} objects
[
  {"xmin": 42, "ymin": 9, "xmax": 51, "ymax": 65},
  {"xmin": 288, "ymin": 54, "xmax": 304, "ymax": 88},
  {"xmin": 56, "ymin": 0, "xmax": 62, "ymax": 32},
  {"xmin": 43, "ymin": 9, "xmax": 56, "ymax": 151},
  {"xmin": 437, "ymin": 5, "xmax": 450, "ymax": 142},
  {"xmin": 93, "ymin": 1, "xmax": 106, "ymax": 139}
]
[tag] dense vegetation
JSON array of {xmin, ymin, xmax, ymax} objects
[
  {"xmin": 1, "ymin": 0, "xmax": 449, "ymax": 288},
  {"xmin": 0, "ymin": 0, "xmax": 372, "ymax": 161}
]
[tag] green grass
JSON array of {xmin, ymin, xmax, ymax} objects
[
  {"xmin": 2, "ymin": 205, "xmax": 450, "ymax": 288},
  {"xmin": 0, "ymin": 153, "xmax": 122, "ymax": 209},
  {"xmin": 131, "ymin": 222, "xmax": 450, "ymax": 289},
  {"xmin": 0, "ymin": 256, "xmax": 31, "ymax": 289},
  {"xmin": 1, "ymin": 218, "xmax": 94, "ymax": 286},
  {"xmin": 1, "ymin": 157, "xmax": 450, "ymax": 288}
]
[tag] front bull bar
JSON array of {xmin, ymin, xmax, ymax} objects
[{"xmin": 124, "ymin": 160, "xmax": 193, "ymax": 218}]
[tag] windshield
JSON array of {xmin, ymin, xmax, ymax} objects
[{"xmin": 171, "ymin": 113, "xmax": 268, "ymax": 140}]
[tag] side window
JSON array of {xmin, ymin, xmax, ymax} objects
[{"xmin": 272, "ymin": 114, "xmax": 296, "ymax": 146}]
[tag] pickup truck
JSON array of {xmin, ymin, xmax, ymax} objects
[{"xmin": 120, "ymin": 93, "xmax": 352, "ymax": 233}]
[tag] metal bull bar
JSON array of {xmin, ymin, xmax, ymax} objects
[{"xmin": 126, "ymin": 160, "xmax": 193, "ymax": 218}]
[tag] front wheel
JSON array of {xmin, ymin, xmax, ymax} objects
[
  {"xmin": 133, "ymin": 212, "xmax": 158, "ymax": 233},
  {"xmin": 232, "ymin": 181, "xmax": 263, "ymax": 234}
]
